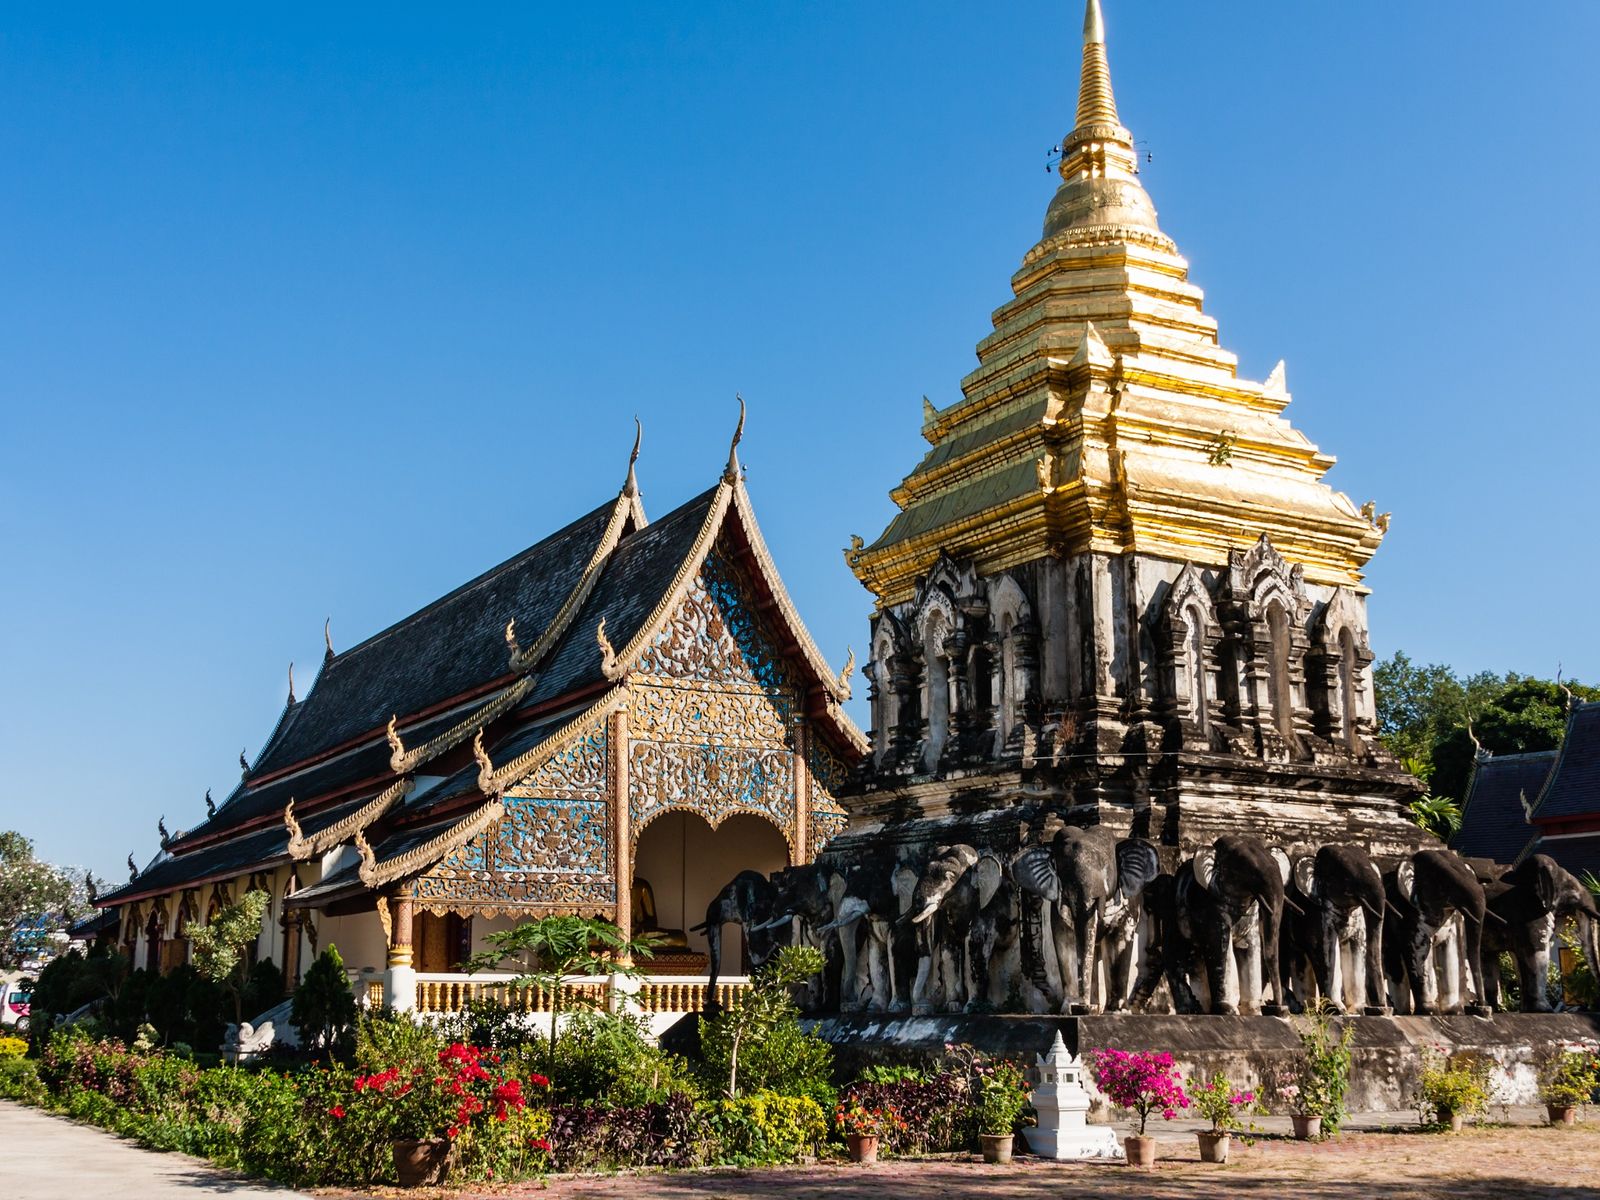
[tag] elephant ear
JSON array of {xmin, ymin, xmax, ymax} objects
[
  {"xmin": 1292, "ymin": 856, "xmax": 1317, "ymax": 900},
  {"xmin": 973, "ymin": 854, "xmax": 1005, "ymax": 910},
  {"xmin": 1013, "ymin": 845, "xmax": 1060, "ymax": 903},
  {"xmin": 1193, "ymin": 846, "xmax": 1218, "ymax": 894},
  {"xmin": 1535, "ymin": 861, "xmax": 1563, "ymax": 913},
  {"xmin": 1396, "ymin": 859, "xmax": 1417, "ymax": 904},
  {"xmin": 891, "ymin": 863, "xmax": 920, "ymax": 918},
  {"xmin": 1115, "ymin": 839, "xmax": 1161, "ymax": 902},
  {"xmin": 1270, "ymin": 846, "xmax": 1292, "ymax": 887}
]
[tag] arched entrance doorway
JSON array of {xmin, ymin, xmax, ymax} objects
[{"xmin": 631, "ymin": 812, "xmax": 790, "ymax": 972}]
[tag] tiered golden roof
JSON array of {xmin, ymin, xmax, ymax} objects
[{"xmin": 851, "ymin": 0, "xmax": 1383, "ymax": 608}]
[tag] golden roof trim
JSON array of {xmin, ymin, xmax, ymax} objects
[
  {"xmin": 474, "ymin": 687, "xmax": 626, "ymax": 798},
  {"xmin": 356, "ymin": 799, "xmax": 504, "ymax": 889},
  {"xmin": 285, "ymin": 776, "xmax": 415, "ymax": 862},
  {"xmin": 387, "ymin": 674, "xmax": 535, "ymax": 775}
]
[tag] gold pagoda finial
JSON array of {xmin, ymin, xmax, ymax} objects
[{"xmin": 1075, "ymin": 0, "xmax": 1119, "ymax": 130}]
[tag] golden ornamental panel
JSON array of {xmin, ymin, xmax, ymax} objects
[
  {"xmin": 628, "ymin": 740, "xmax": 795, "ymax": 838},
  {"xmin": 631, "ymin": 680, "xmax": 791, "ymax": 748},
  {"xmin": 503, "ymin": 727, "xmax": 609, "ymax": 801}
]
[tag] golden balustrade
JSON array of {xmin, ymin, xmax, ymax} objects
[
  {"xmin": 406, "ymin": 973, "xmax": 751, "ymax": 1016},
  {"xmin": 365, "ymin": 980, "xmax": 384, "ymax": 1008}
]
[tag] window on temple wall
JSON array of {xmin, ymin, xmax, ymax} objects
[
  {"xmin": 1184, "ymin": 607, "xmax": 1208, "ymax": 732},
  {"xmin": 1266, "ymin": 601, "xmax": 1294, "ymax": 740},
  {"xmin": 923, "ymin": 610, "xmax": 951, "ymax": 771},
  {"xmin": 1338, "ymin": 627, "xmax": 1359, "ymax": 750}
]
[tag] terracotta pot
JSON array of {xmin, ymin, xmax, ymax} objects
[
  {"xmin": 1548, "ymin": 1103, "xmax": 1579, "ymax": 1127},
  {"xmin": 847, "ymin": 1133, "xmax": 880, "ymax": 1165},
  {"xmin": 1436, "ymin": 1107, "xmax": 1466, "ymax": 1132},
  {"xmin": 1291, "ymin": 1114, "xmax": 1322, "ymax": 1141},
  {"xmin": 392, "ymin": 1137, "xmax": 453, "ymax": 1187},
  {"xmin": 979, "ymin": 1133, "xmax": 1014, "ymax": 1164},
  {"xmin": 1123, "ymin": 1133, "xmax": 1157, "ymax": 1168},
  {"xmin": 1197, "ymin": 1130, "xmax": 1231, "ymax": 1163}
]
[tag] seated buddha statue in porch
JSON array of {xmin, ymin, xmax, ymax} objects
[{"xmin": 631, "ymin": 877, "xmax": 689, "ymax": 950}]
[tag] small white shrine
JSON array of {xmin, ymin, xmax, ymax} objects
[{"xmin": 1022, "ymin": 1032, "xmax": 1123, "ymax": 1161}]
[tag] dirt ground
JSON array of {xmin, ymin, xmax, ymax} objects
[{"xmin": 446, "ymin": 1120, "xmax": 1600, "ymax": 1200}]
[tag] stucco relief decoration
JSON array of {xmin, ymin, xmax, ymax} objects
[
  {"xmin": 807, "ymin": 738, "xmax": 850, "ymax": 857},
  {"xmin": 628, "ymin": 548, "xmax": 801, "ymax": 844},
  {"xmin": 504, "ymin": 728, "xmax": 609, "ymax": 801}
]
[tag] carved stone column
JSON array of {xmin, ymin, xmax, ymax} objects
[{"xmin": 611, "ymin": 707, "xmax": 633, "ymax": 959}]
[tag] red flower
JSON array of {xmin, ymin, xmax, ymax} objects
[
  {"xmin": 529, "ymin": 1136, "xmax": 552, "ymax": 1152},
  {"xmin": 527, "ymin": 1073, "xmax": 550, "ymax": 1088},
  {"xmin": 328, "ymin": 1105, "xmax": 346, "ymax": 1119}
]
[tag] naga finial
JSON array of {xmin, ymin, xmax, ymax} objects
[
  {"xmin": 240, "ymin": 748, "xmax": 250, "ymax": 775},
  {"xmin": 386, "ymin": 715, "xmax": 407, "ymax": 772},
  {"xmin": 287, "ymin": 661, "xmax": 296, "ymax": 704},
  {"xmin": 504, "ymin": 617, "xmax": 522, "ymax": 666},
  {"xmin": 85, "ymin": 871, "xmax": 98, "ymax": 904},
  {"xmin": 127, "ymin": 853, "xmax": 138, "ymax": 881},
  {"xmin": 844, "ymin": 534, "xmax": 865, "ymax": 570},
  {"xmin": 723, "ymin": 394, "xmax": 746, "ymax": 485},
  {"xmin": 158, "ymin": 816, "xmax": 171, "ymax": 846},
  {"xmin": 324, "ymin": 617, "xmax": 335, "ymax": 661},
  {"xmin": 472, "ymin": 729, "xmax": 495, "ymax": 792},
  {"xmin": 596, "ymin": 618, "xmax": 618, "ymax": 678},
  {"xmin": 204, "ymin": 788, "xmax": 215, "ymax": 818},
  {"xmin": 624, "ymin": 416, "xmax": 643, "ymax": 497},
  {"xmin": 837, "ymin": 646, "xmax": 856, "ymax": 701},
  {"xmin": 354, "ymin": 826, "xmax": 377, "ymax": 884},
  {"xmin": 284, "ymin": 799, "xmax": 307, "ymax": 857}
]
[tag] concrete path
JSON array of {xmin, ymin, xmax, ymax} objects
[{"xmin": 0, "ymin": 1100, "xmax": 291, "ymax": 1199}]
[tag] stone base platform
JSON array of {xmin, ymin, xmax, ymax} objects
[{"xmin": 803, "ymin": 1012, "xmax": 1600, "ymax": 1110}]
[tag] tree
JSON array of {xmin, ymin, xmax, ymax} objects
[
  {"xmin": 291, "ymin": 944, "xmax": 356, "ymax": 1056},
  {"xmin": 700, "ymin": 944, "xmax": 827, "ymax": 1100},
  {"xmin": 0, "ymin": 831, "xmax": 90, "ymax": 968},
  {"xmin": 1371, "ymin": 653, "xmax": 1505, "ymax": 779},
  {"xmin": 464, "ymin": 914, "xmax": 660, "ymax": 1070},
  {"xmin": 1407, "ymin": 794, "xmax": 1464, "ymax": 841},
  {"xmin": 188, "ymin": 889, "xmax": 270, "ymax": 1026}
]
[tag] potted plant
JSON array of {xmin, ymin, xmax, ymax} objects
[
  {"xmin": 972, "ymin": 1057, "xmax": 1030, "ymax": 1163},
  {"xmin": 1538, "ymin": 1039, "xmax": 1600, "ymax": 1126},
  {"xmin": 1188, "ymin": 1072, "xmax": 1256, "ymax": 1163},
  {"xmin": 836, "ymin": 1097, "xmax": 903, "ymax": 1164},
  {"xmin": 1416, "ymin": 1044, "xmax": 1490, "ymax": 1132},
  {"xmin": 1285, "ymin": 1006, "xmax": 1353, "ymax": 1140},
  {"xmin": 1089, "ymin": 1048, "xmax": 1190, "ymax": 1168}
]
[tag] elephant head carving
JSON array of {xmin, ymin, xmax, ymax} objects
[
  {"xmin": 1285, "ymin": 843, "xmax": 1389, "ymax": 1014},
  {"xmin": 1174, "ymin": 834, "xmax": 1294, "ymax": 1015},
  {"xmin": 1481, "ymin": 853, "xmax": 1600, "ymax": 1013},
  {"xmin": 1385, "ymin": 848, "xmax": 1491, "ymax": 1015},
  {"xmin": 1014, "ymin": 825, "xmax": 1160, "ymax": 1013}
]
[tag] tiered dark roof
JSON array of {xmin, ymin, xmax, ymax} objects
[
  {"xmin": 1530, "ymin": 702, "xmax": 1600, "ymax": 824},
  {"xmin": 1451, "ymin": 750, "xmax": 1554, "ymax": 866}
]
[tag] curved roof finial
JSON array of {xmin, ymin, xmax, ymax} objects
[
  {"xmin": 324, "ymin": 617, "xmax": 335, "ymax": 662},
  {"xmin": 287, "ymin": 662, "xmax": 296, "ymax": 705},
  {"xmin": 127, "ymin": 853, "xmax": 139, "ymax": 881},
  {"xmin": 158, "ymin": 815, "xmax": 171, "ymax": 847},
  {"xmin": 204, "ymin": 788, "xmax": 215, "ymax": 818},
  {"xmin": 723, "ymin": 394, "xmax": 746, "ymax": 485},
  {"xmin": 239, "ymin": 748, "xmax": 250, "ymax": 776},
  {"xmin": 1075, "ymin": 0, "xmax": 1120, "ymax": 130},
  {"xmin": 624, "ymin": 416, "xmax": 643, "ymax": 498}
]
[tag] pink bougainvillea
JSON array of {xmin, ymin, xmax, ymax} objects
[{"xmin": 1089, "ymin": 1048, "xmax": 1191, "ymax": 1135}]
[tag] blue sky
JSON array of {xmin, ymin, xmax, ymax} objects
[{"xmin": 3, "ymin": 2, "xmax": 1596, "ymax": 877}]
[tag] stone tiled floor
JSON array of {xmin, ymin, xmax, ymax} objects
[{"xmin": 458, "ymin": 1112, "xmax": 1600, "ymax": 1200}]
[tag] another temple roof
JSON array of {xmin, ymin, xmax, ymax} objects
[
  {"xmin": 1529, "ymin": 702, "xmax": 1600, "ymax": 824},
  {"xmin": 1451, "ymin": 750, "xmax": 1554, "ymax": 866}
]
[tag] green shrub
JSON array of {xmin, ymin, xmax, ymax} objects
[
  {"xmin": 291, "ymin": 945, "xmax": 355, "ymax": 1055},
  {"xmin": 1416, "ymin": 1047, "xmax": 1491, "ymax": 1126},
  {"xmin": 704, "ymin": 1091, "xmax": 827, "ymax": 1164},
  {"xmin": 548, "ymin": 1009, "xmax": 698, "ymax": 1106},
  {"xmin": 0, "ymin": 1054, "xmax": 44, "ymax": 1103},
  {"xmin": 698, "ymin": 946, "xmax": 833, "ymax": 1107},
  {"xmin": 355, "ymin": 1007, "xmax": 443, "ymax": 1075}
]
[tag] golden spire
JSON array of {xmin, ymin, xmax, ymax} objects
[{"xmin": 1074, "ymin": 0, "xmax": 1119, "ymax": 130}]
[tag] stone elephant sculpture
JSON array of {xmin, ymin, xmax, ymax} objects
[
  {"xmin": 694, "ymin": 869, "xmax": 779, "ymax": 1011},
  {"xmin": 1383, "ymin": 848, "xmax": 1491, "ymax": 1015},
  {"xmin": 752, "ymin": 862, "xmax": 843, "ymax": 1011},
  {"xmin": 905, "ymin": 845, "xmax": 1015, "ymax": 1013},
  {"xmin": 1284, "ymin": 844, "xmax": 1392, "ymax": 1015},
  {"xmin": 1479, "ymin": 853, "xmax": 1600, "ymax": 1013},
  {"xmin": 1013, "ymin": 826, "xmax": 1160, "ymax": 1013},
  {"xmin": 818, "ymin": 853, "xmax": 918, "ymax": 1012},
  {"xmin": 1171, "ymin": 835, "xmax": 1296, "ymax": 1015}
]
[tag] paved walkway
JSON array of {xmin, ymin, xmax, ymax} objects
[{"xmin": 0, "ymin": 1101, "xmax": 289, "ymax": 1199}]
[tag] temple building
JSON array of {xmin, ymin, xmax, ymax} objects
[
  {"xmin": 839, "ymin": 0, "xmax": 1423, "ymax": 862},
  {"xmin": 94, "ymin": 425, "xmax": 864, "ymax": 1013}
]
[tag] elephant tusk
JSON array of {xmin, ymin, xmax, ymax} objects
[
  {"xmin": 1282, "ymin": 896, "xmax": 1305, "ymax": 917},
  {"xmin": 1484, "ymin": 909, "xmax": 1507, "ymax": 926},
  {"xmin": 1384, "ymin": 901, "xmax": 1405, "ymax": 921},
  {"xmin": 688, "ymin": 921, "xmax": 709, "ymax": 934}
]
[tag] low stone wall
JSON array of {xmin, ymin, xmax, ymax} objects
[{"xmin": 805, "ymin": 1012, "xmax": 1600, "ymax": 1110}]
